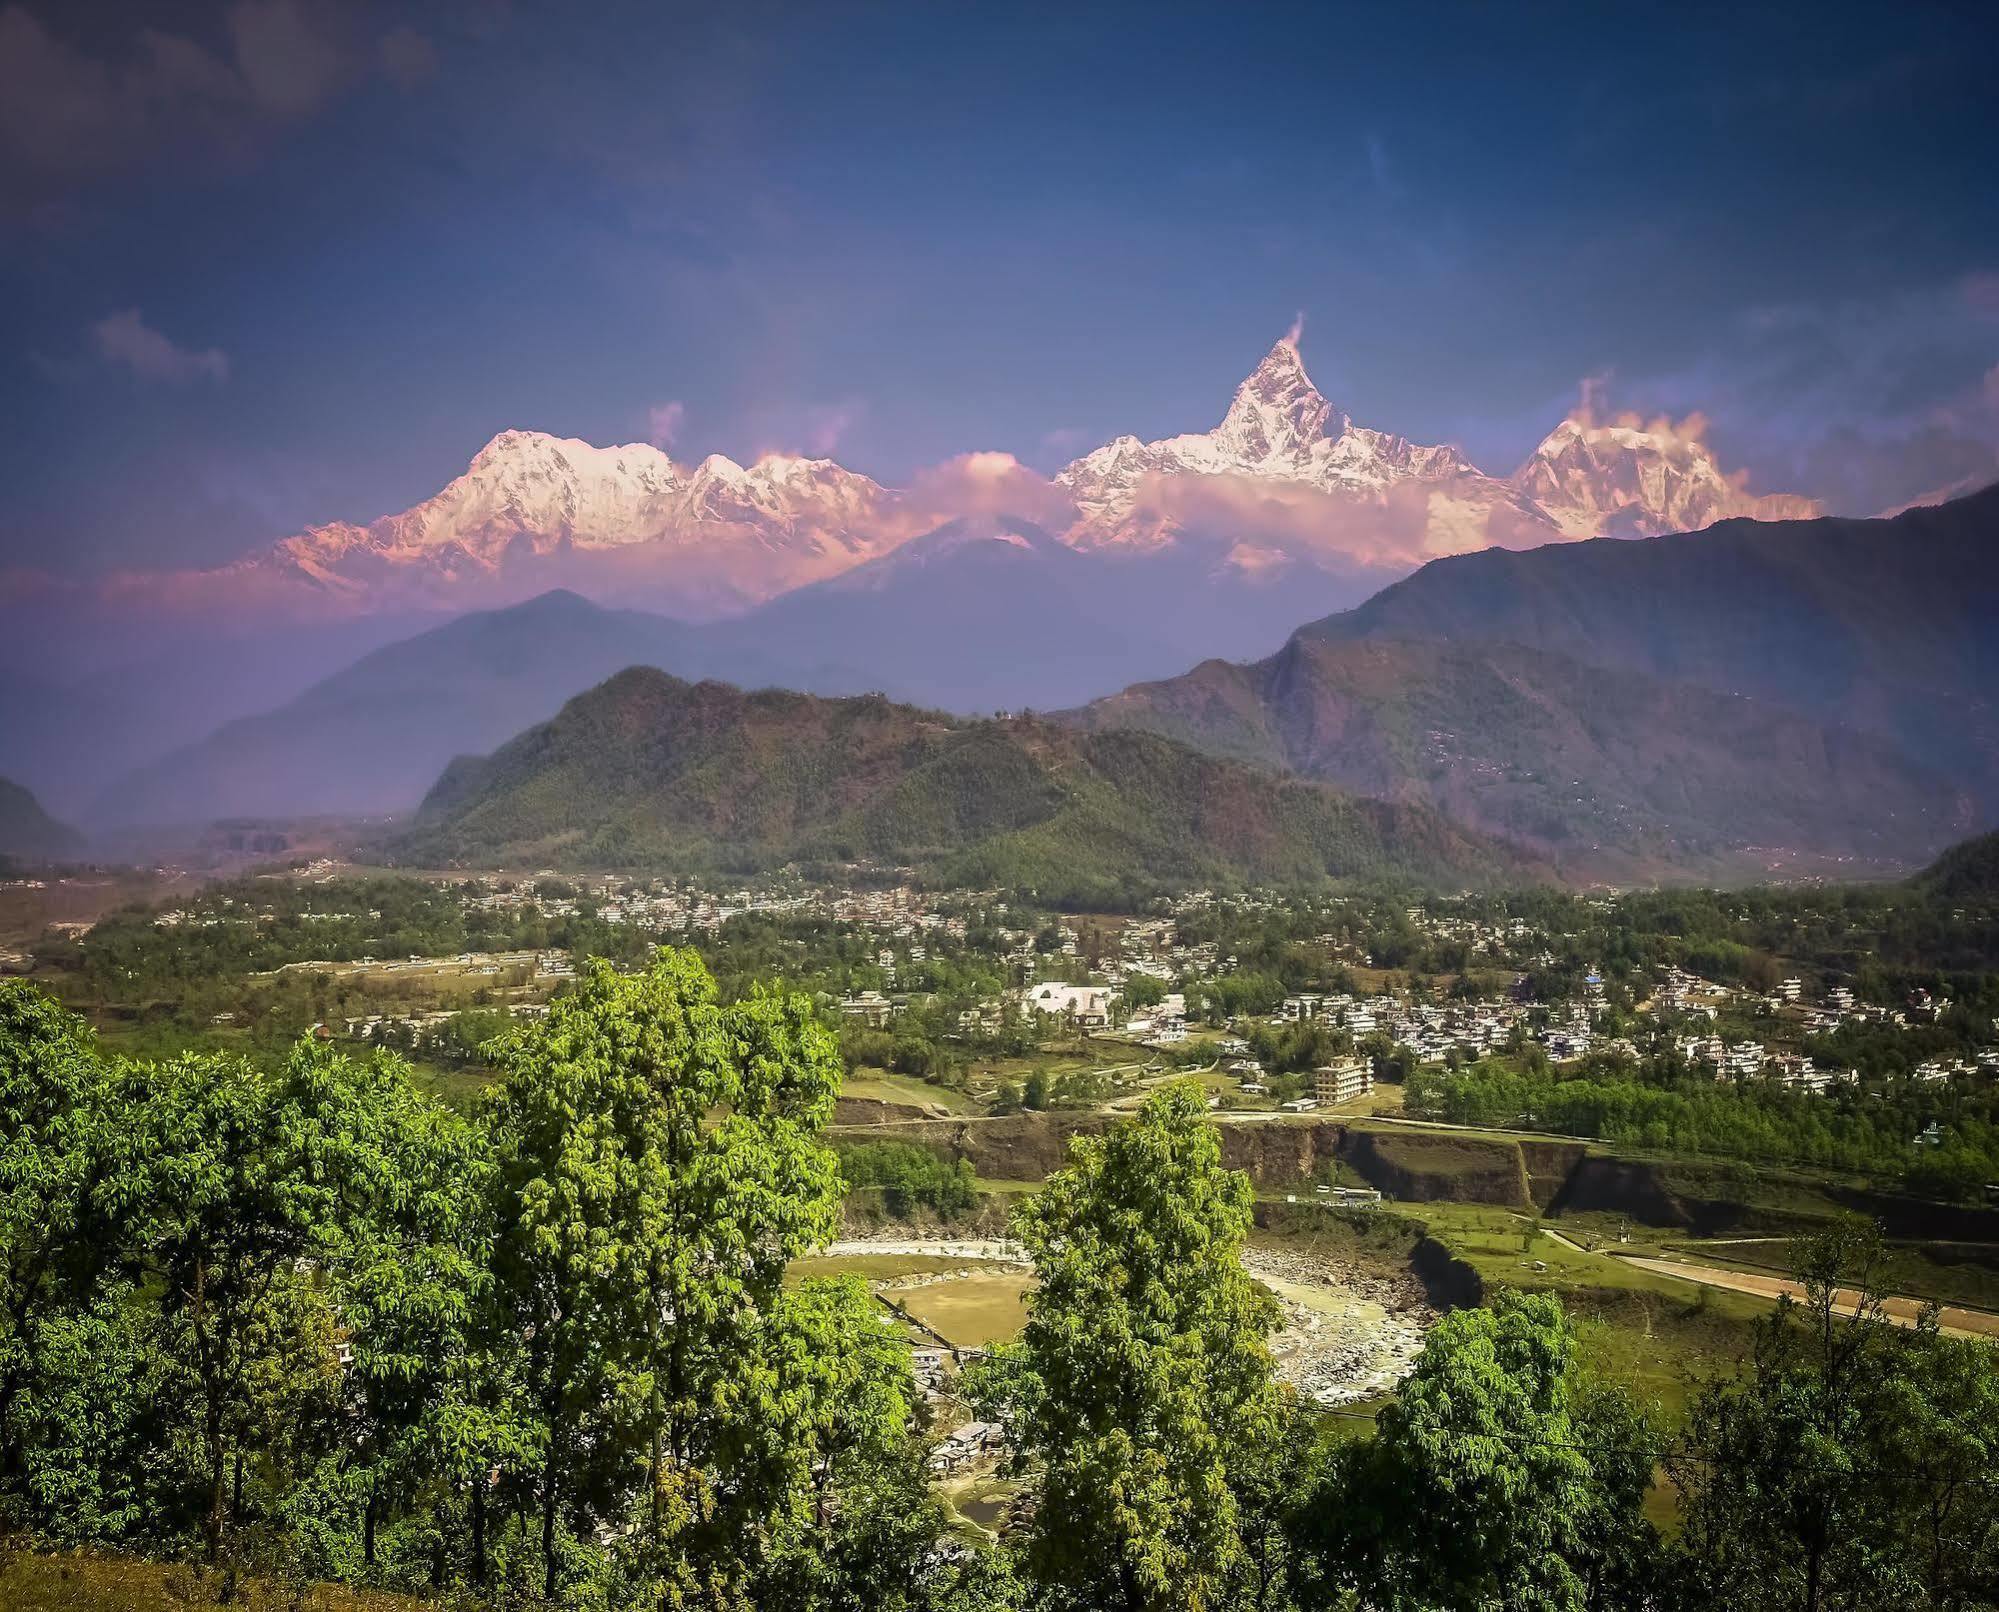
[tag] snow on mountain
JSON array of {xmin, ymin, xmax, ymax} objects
[
  {"xmin": 1055, "ymin": 338, "xmax": 1818, "ymax": 561},
  {"xmin": 238, "ymin": 429, "xmax": 901, "ymax": 615},
  {"xmin": 199, "ymin": 336, "xmax": 1818, "ymax": 620},
  {"xmin": 1513, "ymin": 413, "xmax": 1821, "ymax": 539},
  {"xmin": 1056, "ymin": 338, "xmax": 1504, "ymax": 551}
]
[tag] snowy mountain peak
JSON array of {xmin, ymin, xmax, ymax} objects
[
  {"xmin": 1055, "ymin": 334, "xmax": 1480, "ymax": 548},
  {"xmin": 1511, "ymin": 409, "xmax": 1821, "ymax": 538},
  {"xmin": 1213, "ymin": 339, "xmax": 1348, "ymax": 462}
]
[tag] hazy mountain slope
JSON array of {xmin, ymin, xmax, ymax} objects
[
  {"xmin": 696, "ymin": 514, "xmax": 1308, "ymax": 712},
  {"xmin": 102, "ymin": 520, "xmax": 1339, "ymax": 827},
  {"xmin": 0, "ymin": 777, "xmax": 85, "ymax": 862},
  {"xmin": 101, "ymin": 591, "xmax": 704, "ymax": 823},
  {"xmin": 1070, "ymin": 635, "xmax": 1970, "ymax": 876},
  {"xmin": 396, "ymin": 667, "xmax": 1539, "ymax": 897},
  {"xmin": 1304, "ymin": 484, "xmax": 1999, "ymax": 809}
]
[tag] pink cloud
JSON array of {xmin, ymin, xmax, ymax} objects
[
  {"xmin": 803, "ymin": 398, "xmax": 864, "ymax": 456},
  {"xmin": 646, "ymin": 400, "xmax": 686, "ymax": 447},
  {"xmin": 905, "ymin": 450, "xmax": 1078, "ymax": 527}
]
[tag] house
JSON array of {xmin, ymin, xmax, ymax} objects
[
  {"xmin": 1025, "ymin": 982, "xmax": 1113, "ymax": 1027},
  {"xmin": 1313, "ymin": 1058, "xmax": 1374, "ymax": 1108},
  {"xmin": 929, "ymin": 1420, "xmax": 1005, "ymax": 1475},
  {"xmin": 838, "ymin": 990, "xmax": 895, "ymax": 1027}
]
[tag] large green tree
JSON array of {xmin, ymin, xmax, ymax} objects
[
  {"xmin": 0, "ymin": 981, "xmax": 110, "ymax": 1499},
  {"xmin": 974, "ymin": 1079, "xmax": 1288, "ymax": 1612},
  {"xmin": 484, "ymin": 946, "xmax": 915, "ymax": 1605},
  {"xmin": 1299, "ymin": 1289, "xmax": 1657, "ymax": 1612}
]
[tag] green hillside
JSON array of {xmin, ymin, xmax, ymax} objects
[
  {"xmin": 1913, "ymin": 828, "xmax": 1999, "ymax": 903},
  {"xmin": 395, "ymin": 668, "xmax": 1542, "ymax": 898}
]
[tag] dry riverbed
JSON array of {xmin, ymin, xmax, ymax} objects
[{"xmin": 818, "ymin": 1237, "xmax": 1435, "ymax": 1405}]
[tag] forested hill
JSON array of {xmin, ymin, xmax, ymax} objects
[
  {"xmin": 1914, "ymin": 828, "xmax": 1999, "ymax": 904},
  {"xmin": 395, "ymin": 667, "xmax": 1543, "ymax": 899},
  {"xmin": 1067, "ymin": 634, "xmax": 1970, "ymax": 879},
  {"xmin": 0, "ymin": 775, "xmax": 84, "ymax": 862},
  {"xmin": 1302, "ymin": 483, "xmax": 1999, "ymax": 811}
]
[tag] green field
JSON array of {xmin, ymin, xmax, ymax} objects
[
  {"xmin": 1406, "ymin": 1203, "xmax": 1768, "ymax": 1420},
  {"xmin": 840, "ymin": 1066, "xmax": 984, "ymax": 1113}
]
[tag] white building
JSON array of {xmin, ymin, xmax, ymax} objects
[{"xmin": 1313, "ymin": 1058, "xmax": 1374, "ymax": 1108}]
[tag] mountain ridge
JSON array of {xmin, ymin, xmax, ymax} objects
[
  {"xmin": 123, "ymin": 336, "xmax": 1818, "ymax": 620},
  {"xmin": 1066, "ymin": 633, "xmax": 1971, "ymax": 880},
  {"xmin": 395, "ymin": 666, "xmax": 1545, "ymax": 899}
]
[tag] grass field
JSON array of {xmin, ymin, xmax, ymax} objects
[
  {"xmin": 840, "ymin": 1066, "xmax": 983, "ymax": 1113},
  {"xmin": 0, "ymin": 1548, "xmax": 423, "ymax": 1611},
  {"xmin": 897, "ymin": 1272, "xmax": 1032, "ymax": 1348},
  {"xmin": 1408, "ymin": 1203, "xmax": 1767, "ymax": 1421},
  {"xmin": 1647, "ymin": 1236, "xmax": 1999, "ymax": 1314}
]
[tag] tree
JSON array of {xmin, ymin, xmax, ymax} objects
[
  {"xmin": 1298, "ymin": 1289, "xmax": 1656, "ymax": 1611},
  {"xmin": 484, "ymin": 946, "xmax": 910, "ymax": 1604},
  {"xmin": 972, "ymin": 1080, "xmax": 1288, "ymax": 1612},
  {"xmin": 0, "ymin": 982, "xmax": 111, "ymax": 1501},
  {"xmin": 271, "ymin": 1037, "xmax": 501, "ymax": 1586},
  {"xmin": 1671, "ymin": 1219, "xmax": 1999, "ymax": 1611}
]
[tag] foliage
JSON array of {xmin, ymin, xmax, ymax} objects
[
  {"xmin": 1670, "ymin": 1220, "xmax": 1999, "ymax": 1611},
  {"xmin": 1297, "ymin": 1290, "xmax": 1658, "ymax": 1611},
  {"xmin": 835, "ymin": 1140, "xmax": 979, "ymax": 1219},
  {"xmin": 971, "ymin": 1081, "xmax": 1288, "ymax": 1612}
]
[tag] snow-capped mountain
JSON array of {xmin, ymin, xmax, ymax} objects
[
  {"xmin": 1057, "ymin": 339, "xmax": 1501, "ymax": 550},
  {"xmin": 236, "ymin": 430, "xmax": 901, "ymax": 616},
  {"xmin": 1515, "ymin": 415, "xmax": 1820, "ymax": 539},
  {"xmin": 1054, "ymin": 337, "xmax": 1818, "ymax": 555},
  {"xmin": 186, "ymin": 334, "xmax": 1818, "ymax": 620}
]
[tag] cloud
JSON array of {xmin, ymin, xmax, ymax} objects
[
  {"xmin": 803, "ymin": 398, "xmax": 864, "ymax": 456},
  {"xmin": 90, "ymin": 309, "xmax": 229, "ymax": 384},
  {"xmin": 646, "ymin": 400, "xmax": 687, "ymax": 448},
  {"xmin": 1283, "ymin": 310, "xmax": 1306, "ymax": 348},
  {"xmin": 0, "ymin": 3, "xmax": 433, "ymax": 196},
  {"xmin": 1363, "ymin": 133, "xmax": 1403, "ymax": 199},
  {"xmin": 227, "ymin": 0, "xmax": 352, "ymax": 117},
  {"xmin": 1963, "ymin": 271, "xmax": 1999, "ymax": 320},
  {"xmin": 905, "ymin": 451, "xmax": 1078, "ymax": 527}
]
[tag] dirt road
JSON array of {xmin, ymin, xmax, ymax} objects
[{"xmin": 1615, "ymin": 1255, "xmax": 1999, "ymax": 1341}]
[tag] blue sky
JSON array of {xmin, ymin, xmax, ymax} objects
[{"xmin": 4, "ymin": 0, "xmax": 1997, "ymax": 575}]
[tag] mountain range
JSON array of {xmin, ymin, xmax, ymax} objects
[
  {"xmin": 12, "ymin": 335, "xmax": 1834, "ymax": 817},
  {"xmin": 1067, "ymin": 636, "xmax": 1968, "ymax": 880},
  {"xmin": 1303, "ymin": 482, "xmax": 1999, "ymax": 811},
  {"xmin": 393, "ymin": 667, "xmax": 1538, "ymax": 899},
  {"xmin": 88, "ymin": 481, "xmax": 1999, "ymax": 880},
  {"xmin": 155, "ymin": 336, "xmax": 1821, "ymax": 618}
]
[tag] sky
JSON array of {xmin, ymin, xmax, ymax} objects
[{"xmin": 3, "ymin": 0, "xmax": 1998, "ymax": 578}]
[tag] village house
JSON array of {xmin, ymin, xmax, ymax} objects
[{"xmin": 1313, "ymin": 1058, "xmax": 1374, "ymax": 1108}]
